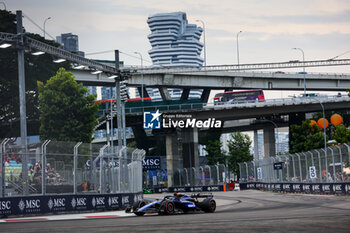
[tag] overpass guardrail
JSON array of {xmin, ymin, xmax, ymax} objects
[{"xmin": 103, "ymin": 94, "xmax": 350, "ymax": 115}]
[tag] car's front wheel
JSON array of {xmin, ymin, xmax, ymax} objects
[{"xmin": 133, "ymin": 200, "xmax": 146, "ymax": 216}]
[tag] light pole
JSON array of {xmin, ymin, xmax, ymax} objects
[
  {"xmin": 43, "ymin": 17, "xmax": 51, "ymax": 39},
  {"xmin": 236, "ymin": 31, "xmax": 242, "ymax": 69},
  {"xmin": 134, "ymin": 52, "xmax": 144, "ymax": 102},
  {"xmin": 316, "ymin": 99, "xmax": 327, "ymax": 162},
  {"xmin": 293, "ymin": 47, "xmax": 306, "ymax": 96},
  {"xmin": 196, "ymin": 20, "xmax": 206, "ymax": 67},
  {"xmin": 0, "ymin": 2, "xmax": 6, "ymax": 10}
]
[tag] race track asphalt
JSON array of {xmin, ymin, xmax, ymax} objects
[{"xmin": 1, "ymin": 190, "xmax": 350, "ymax": 233}]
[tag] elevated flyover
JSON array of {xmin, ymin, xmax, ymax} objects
[
  {"xmin": 124, "ymin": 95, "xmax": 350, "ymax": 121},
  {"xmin": 72, "ymin": 59, "xmax": 350, "ymax": 91}
]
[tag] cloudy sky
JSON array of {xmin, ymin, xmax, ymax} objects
[{"xmin": 6, "ymin": 0, "xmax": 350, "ymax": 74}]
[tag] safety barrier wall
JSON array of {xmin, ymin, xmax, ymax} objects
[
  {"xmin": 153, "ymin": 185, "xmax": 224, "ymax": 193},
  {"xmin": 0, "ymin": 192, "xmax": 143, "ymax": 216},
  {"xmin": 240, "ymin": 182, "xmax": 350, "ymax": 195}
]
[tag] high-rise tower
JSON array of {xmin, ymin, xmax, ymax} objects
[{"xmin": 147, "ymin": 12, "xmax": 204, "ymax": 67}]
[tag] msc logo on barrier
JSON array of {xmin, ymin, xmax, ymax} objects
[{"xmin": 144, "ymin": 110, "xmax": 162, "ymax": 129}]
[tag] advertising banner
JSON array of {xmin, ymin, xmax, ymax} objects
[{"xmin": 0, "ymin": 192, "xmax": 143, "ymax": 216}]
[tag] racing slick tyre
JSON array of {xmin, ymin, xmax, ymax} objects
[
  {"xmin": 133, "ymin": 200, "xmax": 146, "ymax": 216},
  {"xmin": 159, "ymin": 200, "xmax": 175, "ymax": 215},
  {"xmin": 201, "ymin": 198, "xmax": 216, "ymax": 213}
]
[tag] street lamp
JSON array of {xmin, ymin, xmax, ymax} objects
[
  {"xmin": 292, "ymin": 48, "xmax": 306, "ymax": 96},
  {"xmin": 43, "ymin": 17, "xmax": 51, "ymax": 39},
  {"xmin": 236, "ymin": 31, "xmax": 243, "ymax": 69},
  {"xmin": 196, "ymin": 20, "xmax": 206, "ymax": 67},
  {"xmin": 134, "ymin": 52, "xmax": 144, "ymax": 102}
]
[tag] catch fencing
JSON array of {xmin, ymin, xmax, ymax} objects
[
  {"xmin": 143, "ymin": 164, "xmax": 228, "ymax": 190},
  {"xmin": 239, "ymin": 143, "xmax": 350, "ymax": 183},
  {"xmin": 0, "ymin": 139, "xmax": 145, "ymax": 197}
]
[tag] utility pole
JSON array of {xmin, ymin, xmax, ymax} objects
[{"xmin": 16, "ymin": 11, "xmax": 29, "ymax": 195}]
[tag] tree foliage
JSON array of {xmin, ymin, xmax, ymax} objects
[
  {"xmin": 227, "ymin": 132, "xmax": 253, "ymax": 176},
  {"xmin": 0, "ymin": 10, "xmax": 70, "ymax": 138},
  {"xmin": 290, "ymin": 119, "xmax": 326, "ymax": 153},
  {"xmin": 38, "ymin": 68, "xmax": 99, "ymax": 143},
  {"xmin": 332, "ymin": 125, "xmax": 350, "ymax": 144},
  {"xmin": 199, "ymin": 128, "xmax": 226, "ymax": 165}
]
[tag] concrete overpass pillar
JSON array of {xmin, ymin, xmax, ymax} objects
[
  {"xmin": 181, "ymin": 128, "xmax": 199, "ymax": 169},
  {"xmin": 180, "ymin": 89, "xmax": 190, "ymax": 100},
  {"xmin": 137, "ymin": 86, "xmax": 149, "ymax": 98},
  {"xmin": 254, "ymin": 130, "xmax": 259, "ymax": 160},
  {"xmin": 165, "ymin": 133, "xmax": 180, "ymax": 187},
  {"xmin": 263, "ymin": 125, "xmax": 275, "ymax": 157},
  {"xmin": 159, "ymin": 87, "xmax": 171, "ymax": 100},
  {"xmin": 201, "ymin": 89, "xmax": 211, "ymax": 103}
]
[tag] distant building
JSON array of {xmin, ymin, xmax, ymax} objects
[
  {"xmin": 56, "ymin": 33, "xmax": 85, "ymax": 57},
  {"xmin": 147, "ymin": 12, "xmax": 204, "ymax": 67},
  {"xmin": 146, "ymin": 12, "xmax": 204, "ymax": 100}
]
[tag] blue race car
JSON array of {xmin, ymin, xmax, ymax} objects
[{"xmin": 126, "ymin": 193, "xmax": 216, "ymax": 216}]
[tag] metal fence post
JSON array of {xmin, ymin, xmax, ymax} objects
[
  {"xmin": 321, "ymin": 148, "xmax": 329, "ymax": 182},
  {"xmin": 291, "ymin": 154, "xmax": 296, "ymax": 181},
  {"xmin": 253, "ymin": 161, "xmax": 256, "ymax": 182},
  {"xmin": 73, "ymin": 142, "xmax": 82, "ymax": 195},
  {"xmin": 281, "ymin": 155, "xmax": 289, "ymax": 182},
  {"xmin": 302, "ymin": 152, "xmax": 308, "ymax": 182},
  {"xmin": 296, "ymin": 153, "xmax": 303, "ymax": 182},
  {"xmin": 315, "ymin": 150, "xmax": 322, "ymax": 182},
  {"xmin": 336, "ymin": 145, "xmax": 344, "ymax": 181},
  {"xmin": 344, "ymin": 143, "xmax": 350, "ymax": 168},
  {"xmin": 238, "ymin": 164, "xmax": 242, "ymax": 182},
  {"xmin": 0, "ymin": 138, "xmax": 10, "ymax": 197},
  {"xmin": 41, "ymin": 140, "xmax": 51, "ymax": 195},
  {"xmin": 243, "ymin": 162, "xmax": 248, "ymax": 182},
  {"xmin": 329, "ymin": 147, "xmax": 336, "ymax": 181},
  {"xmin": 191, "ymin": 167, "xmax": 195, "ymax": 186}
]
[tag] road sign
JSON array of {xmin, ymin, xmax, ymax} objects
[
  {"xmin": 309, "ymin": 166, "xmax": 317, "ymax": 179},
  {"xmin": 257, "ymin": 167, "xmax": 262, "ymax": 180},
  {"xmin": 273, "ymin": 162, "xmax": 283, "ymax": 170}
]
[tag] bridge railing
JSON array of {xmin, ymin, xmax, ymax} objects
[
  {"xmin": 0, "ymin": 139, "xmax": 145, "ymax": 197},
  {"xmin": 239, "ymin": 143, "xmax": 350, "ymax": 183},
  {"xmin": 116, "ymin": 95, "xmax": 350, "ymax": 114}
]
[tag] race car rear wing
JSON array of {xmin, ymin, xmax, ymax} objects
[{"xmin": 190, "ymin": 193, "xmax": 213, "ymax": 198}]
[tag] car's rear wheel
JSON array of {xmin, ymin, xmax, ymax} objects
[
  {"xmin": 201, "ymin": 198, "xmax": 216, "ymax": 213},
  {"xmin": 133, "ymin": 200, "xmax": 146, "ymax": 216},
  {"xmin": 159, "ymin": 200, "xmax": 175, "ymax": 215}
]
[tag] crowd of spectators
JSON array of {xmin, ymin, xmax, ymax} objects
[
  {"xmin": 29, "ymin": 162, "xmax": 61, "ymax": 185},
  {"xmin": 4, "ymin": 152, "xmax": 22, "ymax": 167}
]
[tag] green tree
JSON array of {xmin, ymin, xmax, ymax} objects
[
  {"xmin": 204, "ymin": 140, "xmax": 226, "ymax": 165},
  {"xmin": 227, "ymin": 132, "xmax": 253, "ymax": 176},
  {"xmin": 38, "ymin": 68, "xmax": 99, "ymax": 142},
  {"xmin": 199, "ymin": 128, "xmax": 226, "ymax": 165},
  {"xmin": 0, "ymin": 10, "xmax": 70, "ymax": 138},
  {"xmin": 332, "ymin": 125, "xmax": 350, "ymax": 144},
  {"xmin": 290, "ymin": 119, "xmax": 326, "ymax": 153}
]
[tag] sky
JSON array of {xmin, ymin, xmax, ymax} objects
[{"xmin": 5, "ymin": 0, "xmax": 350, "ymax": 98}]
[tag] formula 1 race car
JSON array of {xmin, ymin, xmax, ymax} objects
[{"xmin": 126, "ymin": 193, "xmax": 216, "ymax": 216}]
